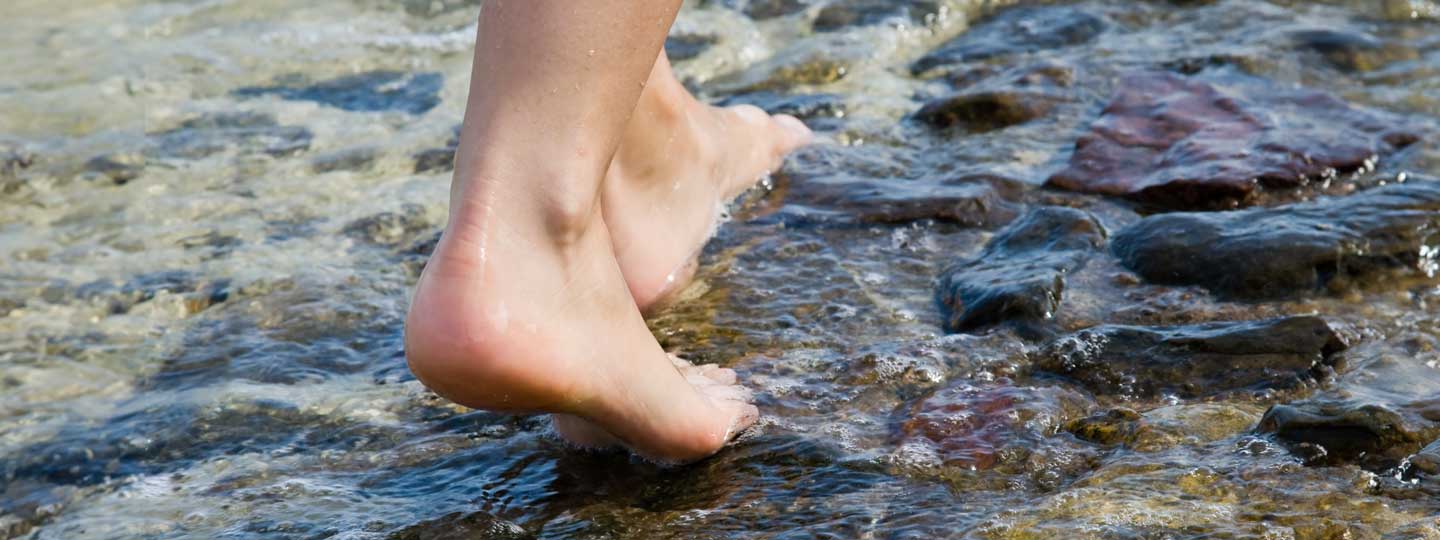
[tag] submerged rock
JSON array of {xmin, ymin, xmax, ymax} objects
[
  {"xmin": 82, "ymin": 153, "xmax": 145, "ymax": 185},
  {"xmin": 1111, "ymin": 179, "xmax": 1440, "ymax": 299},
  {"xmin": 148, "ymin": 112, "xmax": 313, "ymax": 159},
  {"xmin": 812, "ymin": 0, "xmax": 941, "ymax": 32},
  {"xmin": 234, "ymin": 71, "xmax": 444, "ymax": 115},
  {"xmin": 914, "ymin": 90, "xmax": 1063, "ymax": 132},
  {"xmin": 665, "ymin": 33, "xmax": 718, "ymax": 61},
  {"xmin": 311, "ymin": 147, "xmax": 378, "ymax": 173},
  {"xmin": 71, "ymin": 270, "xmax": 231, "ymax": 315},
  {"xmin": 412, "ymin": 147, "xmax": 454, "ymax": 174},
  {"xmin": 342, "ymin": 203, "xmax": 431, "ymax": 247},
  {"xmin": 716, "ymin": 91, "xmax": 846, "ymax": 121},
  {"xmin": 413, "ymin": 124, "xmax": 461, "ymax": 174},
  {"xmin": 935, "ymin": 207, "xmax": 1105, "ymax": 332},
  {"xmin": 1045, "ymin": 71, "xmax": 1420, "ymax": 210},
  {"xmin": 738, "ymin": 0, "xmax": 809, "ymax": 19},
  {"xmin": 1257, "ymin": 398, "xmax": 1440, "ymax": 469},
  {"xmin": 785, "ymin": 171, "xmax": 1022, "ymax": 227},
  {"xmin": 1036, "ymin": 316, "xmax": 1348, "ymax": 399},
  {"xmin": 897, "ymin": 381, "xmax": 1093, "ymax": 471},
  {"xmin": 1067, "ymin": 404, "xmax": 1261, "ymax": 451},
  {"xmin": 1288, "ymin": 28, "xmax": 1418, "ymax": 73},
  {"xmin": 1410, "ymin": 439, "xmax": 1440, "ymax": 477},
  {"xmin": 1, "ymin": 144, "xmax": 35, "ymax": 180},
  {"xmin": 389, "ymin": 511, "xmax": 531, "ymax": 540},
  {"xmin": 912, "ymin": 6, "xmax": 1106, "ymax": 74}
]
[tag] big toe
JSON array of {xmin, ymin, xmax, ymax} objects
[{"xmin": 772, "ymin": 114, "xmax": 814, "ymax": 151}]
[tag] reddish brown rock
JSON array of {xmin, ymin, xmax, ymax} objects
[
  {"xmin": 1046, "ymin": 71, "xmax": 1420, "ymax": 210},
  {"xmin": 898, "ymin": 382, "xmax": 1092, "ymax": 470}
]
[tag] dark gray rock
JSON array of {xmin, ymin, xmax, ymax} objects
[
  {"xmin": 83, "ymin": 153, "xmax": 145, "ymax": 185},
  {"xmin": 665, "ymin": 33, "xmax": 718, "ymax": 61},
  {"xmin": 388, "ymin": 511, "xmax": 531, "ymax": 540},
  {"xmin": 812, "ymin": 0, "xmax": 941, "ymax": 32},
  {"xmin": 73, "ymin": 270, "xmax": 231, "ymax": 315},
  {"xmin": 787, "ymin": 172, "xmax": 1022, "ymax": 227},
  {"xmin": 412, "ymin": 147, "xmax": 454, "ymax": 174},
  {"xmin": 342, "ymin": 203, "xmax": 431, "ymax": 247},
  {"xmin": 1036, "ymin": 316, "xmax": 1347, "ymax": 399},
  {"xmin": 1288, "ymin": 28, "xmax": 1418, "ymax": 73},
  {"xmin": 912, "ymin": 6, "xmax": 1106, "ymax": 74},
  {"xmin": 1111, "ymin": 179, "xmax": 1440, "ymax": 299},
  {"xmin": 716, "ymin": 91, "xmax": 846, "ymax": 121},
  {"xmin": 311, "ymin": 147, "xmax": 378, "ymax": 173},
  {"xmin": 936, "ymin": 207, "xmax": 1105, "ymax": 332},
  {"xmin": 234, "ymin": 71, "xmax": 444, "ymax": 115},
  {"xmin": 2, "ymin": 144, "xmax": 35, "ymax": 181},
  {"xmin": 1409, "ymin": 439, "xmax": 1440, "ymax": 477},
  {"xmin": 740, "ymin": 0, "xmax": 808, "ymax": 19},
  {"xmin": 914, "ymin": 90, "xmax": 1063, "ymax": 132},
  {"xmin": 147, "ymin": 112, "xmax": 312, "ymax": 159},
  {"xmin": 1257, "ymin": 398, "xmax": 1439, "ymax": 470}
]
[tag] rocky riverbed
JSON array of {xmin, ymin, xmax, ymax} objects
[{"xmin": 3, "ymin": 0, "xmax": 1440, "ymax": 538}]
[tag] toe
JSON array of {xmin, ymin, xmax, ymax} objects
[
  {"xmin": 721, "ymin": 401, "xmax": 761, "ymax": 441},
  {"xmin": 771, "ymin": 114, "xmax": 814, "ymax": 152},
  {"xmin": 699, "ymin": 364, "xmax": 738, "ymax": 385},
  {"xmin": 700, "ymin": 381, "xmax": 754, "ymax": 403}
]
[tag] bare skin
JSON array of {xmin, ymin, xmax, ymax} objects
[
  {"xmin": 403, "ymin": 0, "xmax": 810, "ymax": 463},
  {"xmin": 604, "ymin": 52, "xmax": 811, "ymax": 311}
]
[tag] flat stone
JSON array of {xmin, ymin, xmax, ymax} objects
[
  {"xmin": 912, "ymin": 6, "xmax": 1106, "ymax": 75},
  {"xmin": 1036, "ymin": 316, "xmax": 1348, "ymax": 399},
  {"xmin": 898, "ymin": 381, "xmax": 1093, "ymax": 470},
  {"xmin": 1045, "ymin": 71, "xmax": 1421, "ymax": 210},
  {"xmin": 311, "ymin": 147, "xmax": 377, "ymax": 173},
  {"xmin": 1068, "ymin": 404, "xmax": 1261, "ymax": 452},
  {"xmin": 341, "ymin": 203, "xmax": 430, "ymax": 247},
  {"xmin": 935, "ymin": 206, "xmax": 1105, "ymax": 332},
  {"xmin": 812, "ymin": 0, "xmax": 941, "ymax": 33},
  {"xmin": 716, "ymin": 91, "xmax": 846, "ymax": 120},
  {"xmin": 147, "ymin": 112, "xmax": 312, "ymax": 159},
  {"xmin": 412, "ymin": 147, "xmax": 454, "ymax": 173},
  {"xmin": 740, "ymin": 0, "xmax": 808, "ymax": 19},
  {"xmin": 389, "ymin": 511, "xmax": 531, "ymax": 540},
  {"xmin": 1289, "ymin": 28, "xmax": 1418, "ymax": 73},
  {"xmin": 1257, "ymin": 398, "xmax": 1439, "ymax": 469},
  {"xmin": 1111, "ymin": 179, "xmax": 1440, "ymax": 299},
  {"xmin": 83, "ymin": 153, "xmax": 145, "ymax": 185},
  {"xmin": 2, "ymin": 144, "xmax": 35, "ymax": 181},
  {"xmin": 665, "ymin": 33, "xmax": 718, "ymax": 62},
  {"xmin": 1410, "ymin": 439, "xmax": 1440, "ymax": 477},
  {"xmin": 234, "ymin": 71, "xmax": 444, "ymax": 115},
  {"xmin": 914, "ymin": 90, "xmax": 1063, "ymax": 132}
]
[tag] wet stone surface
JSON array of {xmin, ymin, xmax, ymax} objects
[
  {"xmin": 5, "ymin": 0, "xmax": 1440, "ymax": 538},
  {"xmin": 895, "ymin": 381, "xmax": 1096, "ymax": 482},
  {"xmin": 146, "ymin": 112, "xmax": 313, "ymax": 159},
  {"xmin": 1112, "ymin": 178, "xmax": 1440, "ymax": 299},
  {"xmin": 1035, "ymin": 316, "xmax": 1348, "ymax": 400},
  {"xmin": 935, "ymin": 206, "xmax": 1105, "ymax": 332},
  {"xmin": 811, "ymin": 0, "xmax": 942, "ymax": 32},
  {"xmin": 234, "ymin": 71, "xmax": 444, "ymax": 115},
  {"xmin": 1258, "ymin": 397, "xmax": 1440, "ymax": 470},
  {"xmin": 911, "ymin": 5, "xmax": 1107, "ymax": 75},
  {"xmin": 1045, "ymin": 71, "xmax": 1422, "ymax": 210}
]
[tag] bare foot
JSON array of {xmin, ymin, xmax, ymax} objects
[
  {"xmin": 405, "ymin": 155, "xmax": 760, "ymax": 462},
  {"xmin": 603, "ymin": 52, "xmax": 813, "ymax": 312}
]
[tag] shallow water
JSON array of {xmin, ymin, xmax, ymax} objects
[{"xmin": 3, "ymin": 0, "xmax": 1440, "ymax": 538}]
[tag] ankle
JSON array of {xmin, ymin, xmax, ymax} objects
[{"xmin": 448, "ymin": 161, "xmax": 603, "ymax": 248}]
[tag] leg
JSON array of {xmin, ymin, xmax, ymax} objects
[
  {"xmin": 405, "ymin": 0, "xmax": 757, "ymax": 462},
  {"xmin": 603, "ymin": 51, "xmax": 812, "ymax": 311}
]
